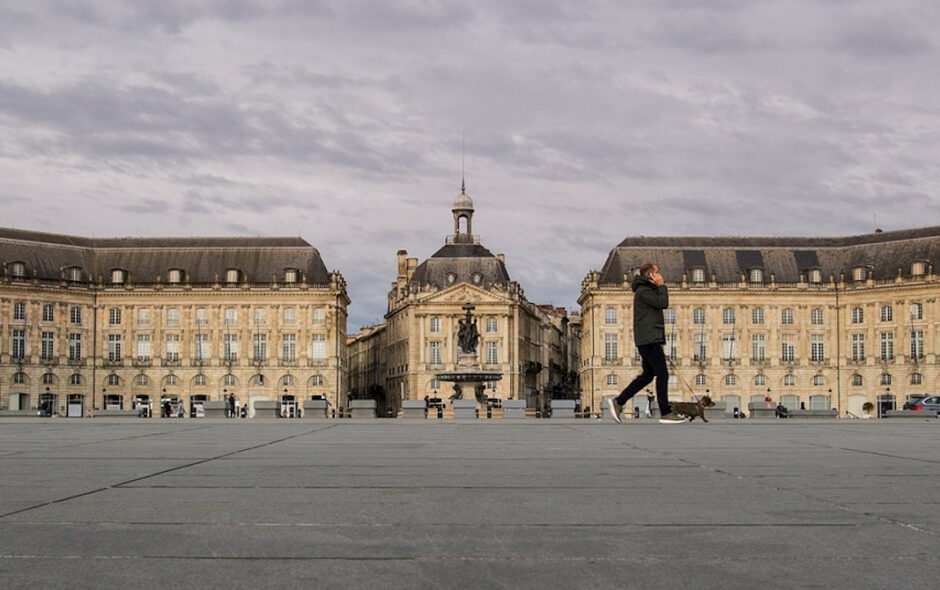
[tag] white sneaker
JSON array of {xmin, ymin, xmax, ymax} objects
[{"xmin": 605, "ymin": 398, "xmax": 622, "ymax": 424}]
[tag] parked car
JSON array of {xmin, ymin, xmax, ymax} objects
[{"xmin": 902, "ymin": 395, "xmax": 940, "ymax": 411}]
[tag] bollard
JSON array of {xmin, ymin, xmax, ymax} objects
[{"xmin": 733, "ymin": 407, "xmax": 740, "ymax": 419}]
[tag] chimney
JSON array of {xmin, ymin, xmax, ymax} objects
[
  {"xmin": 497, "ymin": 253, "xmax": 505, "ymax": 263},
  {"xmin": 407, "ymin": 257, "xmax": 418, "ymax": 280},
  {"xmin": 397, "ymin": 250, "xmax": 408, "ymax": 278}
]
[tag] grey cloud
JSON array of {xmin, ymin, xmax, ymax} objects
[
  {"xmin": 115, "ymin": 198, "xmax": 171, "ymax": 215},
  {"xmin": 831, "ymin": 16, "xmax": 933, "ymax": 58}
]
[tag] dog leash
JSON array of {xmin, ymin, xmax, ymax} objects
[{"xmin": 667, "ymin": 356, "xmax": 701, "ymax": 403}]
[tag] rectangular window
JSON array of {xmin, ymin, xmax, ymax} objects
[
  {"xmin": 603, "ymin": 333, "xmax": 618, "ymax": 361},
  {"xmin": 136, "ymin": 334, "xmax": 151, "ymax": 360},
  {"xmin": 107, "ymin": 334, "xmax": 122, "ymax": 362},
  {"xmin": 693, "ymin": 333, "xmax": 707, "ymax": 361},
  {"xmin": 485, "ymin": 341, "xmax": 498, "ymax": 365},
  {"xmin": 911, "ymin": 303, "xmax": 923, "ymax": 321},
  {"xmin": 282, "ymin": 334, "xmax": 296, "ymax": 361},
  {"xmin": 166, "ymin": 307, "xmax": 180, "ymax": 326},
  {"xmin": 666, "ymin": 332, "xmax": 677, "ymax": 360},
  {"xmin": 751, "ymin": 334, "xmax": 765, "ymax": 361},
  {"xmin": 194, "ymin": 334, "xmax": 209, "ymax": 360},
  {"xmin": 109, "ymin": 308, "xmax": 121, "ymax": 325},
  {"xmin": 811, "ymin": 334, "xmax": 825, "ymax": 362},
  {"xmin": 224, "ymin": 307, "xmax": 237, "ymax": 326},
  {"xmin": 42, "ymin": 304, "xmax": 54, "ymax": 322},
  {"xmin": 311, "ymin": 333, "xmax": 326, "ymax": 361},
  {"xmin": 138, "ymin": 308, "xmax": 151, "ymax": 326},
  {"xmin": 252, "ymin": 334, "xmax": 266, "ymax": 361},
  {"xmin": 70, "ymin": 306, "xmax": 82, "ymax": 325},
  {"xmin": 283, "ymin": 307, "xmax": 296, "ymax": 325},
  {"xmin": 781, "ymin": 335, "xmax": 795, "ymax": 362},
  {"xmin": 312, "ymin": 308, "xmax": 325, "ymax": 326},
  {"xmin": 604, "ymin": 308, "xmax": 617, "ymax": 324},
  {"xmin": 430, "ymin": 317, "xmax": 441, "ymax": 333},
  {"xmin": 664, "ymin": 309, "xmax": 676, "ymax": 325},
  {"xmin": 880, "ymin": 332, "xmax": 894, "ymax": 360},
  {"xmin": 851, "ymin": 334, "xmax": 865, "ymax": 361},
  {"xmin": 880, "ymin": 305, "xmax": 893, "ymax": 322},
  {"xmin": 721, "ymin": 334, "xmax": 736, "ymax": 360},
  {"xmin": 851, "ymin": 307, "xmax": 864, "ymax": 323},
  {"xmin": 693, "ymin": 308, "xmax": 705, "ymax": 325},
  {"xmin": 911, "ymin": 330, "xmax": 924, "ymax": 360},
  {"xmin": 429, "ymin": 341, "xmax": 442, "ymax": 365},
  {"xmin": 196, "ymin": 308, "xmax": 209, "ymax": 326},
  {"xmin": 722, "ymin": 308, "xmax": 735, "ymax": 325},
  {"xmin": 781, "ymin": 308, "xmax": 794, "ymax": 325},
  {"xmin": 13, "ymin": 301, "xmax": 26, "ymax": 321},
  {"xmin": 12, "ymin": 329, "xmax": 26, "ymax": 358},
  {"xmin": 69, "ymin": 333, "xmax": 82, "ymax": 361},
  {"xmin": 752, "ymin": 308, "xmax": 764, "ymax": 324},
  {"xmin": 810, "ymin": 308, "xmax": 823, "ymax": 325},
  {"xmin": 486, "ymin": 317, "xmax": 498, "ymax": 332},
  {"xmin": 41, "ymin": 331, "xmax": 54, "ymax": 359},
  {"xmin": 224, "ymin": 334, "xmax": 238, "ymax": 361},
  {"xmin": 165, "ymin": 334, "xmax": 180, "ymax": 361}
]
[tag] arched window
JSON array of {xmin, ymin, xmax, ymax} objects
[
  {"xmin": 851, "ymin": 374, "xmax": 863, "ymax": 387},
  {"xmin": 225, "ymin": 269, "xmax": 240, "ymax": 284},
  {"xmin": 135, "ymin": 375, "xmax": 149, "ymax": 386},
  {"xmin": 812, "ymin": 375, "xmax": 825, "ymax": 387},
  {"xmin": 880, "ymin": 373, "xmax": 892, "ymax": 386},
  {"xmin": 723, "ymin": 374, "xmax": 737, "ymax": 387},
  {"xmin": 310, "ymin": 374, "xmax": 324, "ymax": 387},
  {"xmin": 748, "ymin": 268, "xmax": 763, "ymax": 284},
  {"xmin": 783, "ymin": 374, "xmax": 795, "ymax": 387},
  {"xmin": 694, "ymin": 374, "xmax": 706, "ymax": 386},
  {"xmin": 754, "ymin": 374, "xmax": 766, "ymax": 386},
  {"xmin": 853, "ymin": 266, "xmax": 867, "ymax": 282},
  {"xmin": 910, "ymin": 373, "xmax": 923, "ymax": 385},
  {"xmin": 807, "ymin": 268, "xmax": 823, "ymax": 283},
  {"xmin": 106, "ymin": 374, "xmax": 120, "ymax": 386},
  {"xmin": 284, "ymin": 268, "xmax": 298, "ymax": 283},
  {"xmin": 606, "ymin": 374, "xmax": 618, "ymax": 386},
  {"xmin": 690, "ymin": 268, "xmax": 705, "ymax": 284},
  {"xmin": 911, "ymin": 261, "xmax": 926, "ymax": 276},
  {"xmin": 282, "ymin": 375, "xmax": 294, "ymax": 386},
  {"xmin": 111, "ymin": 269, "xmax": 126, "ymax": 284},
  {"xmin": 167, "ymin": 269, "xmax": 182, "ymax": 284},
  {"xmin": 67, "ymin": 266, "xmax": 83, "ymax": 282},
  {"xmin": 10, "ymin": 261, "xmax": 26, "ymax": 278}
]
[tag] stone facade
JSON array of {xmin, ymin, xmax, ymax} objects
[
  {"xmin": 0, "ymin": 229, "xmax": 349, "ymax": 417},
  {"xmin": 347, "ymin": 187, "xmax": 581, "ymax": 416},
  {"xmin": 579, "ymin": 228, "xmax": 940, "ymax": 418}
]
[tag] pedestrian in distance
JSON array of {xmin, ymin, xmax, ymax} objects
[{"xmin": 606, "ymin": 262, "xmax": 687, "ymax": 424}]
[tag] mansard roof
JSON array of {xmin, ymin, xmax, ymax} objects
[
  {"xmin": 599, "ymin": 226, "xmax": 940, "ymax": 284},
  {"xmin": 0, "ymin": 227, "xmax": 331, "ymax": 284},
  {"xmin": 408, "ymin": 242, "xmax": 511, "ymax": 289}
]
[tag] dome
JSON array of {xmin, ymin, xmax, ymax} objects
[{"xmin": 452, "ymin": 182, "xmax": 474, "ymax": 211}]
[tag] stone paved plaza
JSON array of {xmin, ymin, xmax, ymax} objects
[{"xmin": 0, "ymin": 418, "xmax": 938, "ymax": 589}]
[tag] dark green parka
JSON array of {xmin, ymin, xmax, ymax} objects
[{"xmin": 631, "ymin": 274, "xmax": 669, "ymax": 346}]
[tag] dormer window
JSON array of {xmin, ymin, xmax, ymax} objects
[
  {"xmin": 111, "ymin": 269, "xmax": 126, "ymax": 284},
  {"xmin": 284, "ymin": 268, "xmax": 298, "ymax": 283},
  {"xmin": 167, "ymin": 269, "xmax": 182, "ymax": 284},
  {"xmin": 10, "ymin": 261, "xmax": 26, "ymax": 278},
  {"xmin": 748, "ymin": 268, "xmax": 763, "ymax": 284},
  {"xmin": 807, "ymin": 268, "xmax": 822, "ymax": 284},
  {"xmin": 67, "ymin": 266, "xmax": 83, "ymax": 282},
  {"xmin": 911, "ymin": 261, "xmax": 927, "ymax": 277},
  {"xmin": 852, "ymin": 266, "xmax": 867, "ymax": 282},
  {"xmin": 690, "ymin": 268, "xmax": 706, "ymax": 284},
  {"xmin": 225, "ymin": 269, "xmax": 240, "ymax": 284}
]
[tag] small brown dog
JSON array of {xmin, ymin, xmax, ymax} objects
[{"xmin": 670, "ymin": 396, "xmax": 716, "ymax": 423}]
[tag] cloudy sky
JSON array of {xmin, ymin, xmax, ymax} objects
[{"xmin": 2, "ymin": 1, "xmax": 939, "ymax": 328}]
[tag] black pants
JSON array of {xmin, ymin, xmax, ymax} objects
[{"xmin": 615, "ymin": 343, "xmax": 671, "ymax": 416}]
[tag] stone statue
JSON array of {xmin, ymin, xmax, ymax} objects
[
  {"xmin": 457, "ymin": 303, "xmax": 480, "ymax": 354},
  {"xmin": 449, "ymin": 383, "xmax": 462, "ymax": 401}
]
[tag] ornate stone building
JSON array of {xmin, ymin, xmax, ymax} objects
[
  {"xmin": 0, "ymin": 228, "xmax": 349, "ymax": 416},
  {"xmin": 347, "ymin": 186, "xmax": 580, "ymax": 416},
  {"xmin": 579, "ymin": 227, "xmax": 940, "ymax": 418}
]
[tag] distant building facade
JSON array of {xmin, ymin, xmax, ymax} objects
[
  {"xmin": 347, "ymin": 186, "xmax": 581, "ymax": 416},
  {"xmin": 0, "ymin": 229, "xmax": 349, "ymax": 416},
  {"xmin": 579, "ymin": 228, "xmax": 940, "ymax": 418}
]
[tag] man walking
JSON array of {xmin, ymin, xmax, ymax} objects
[{"xmin": 606, "ymin": 262, "xmax": 686, "ymax": 423}]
